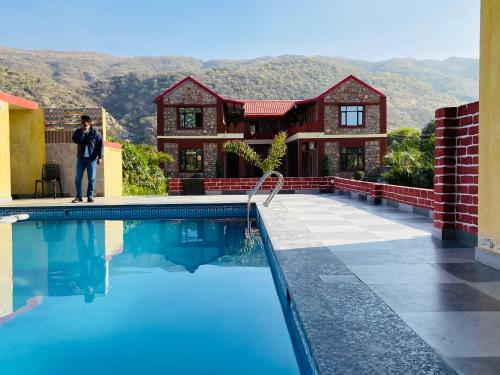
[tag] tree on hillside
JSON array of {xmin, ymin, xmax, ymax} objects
[
  {"xmin": 387, "ymin": 127, "xmax": 421, "ymax": 152},
  {"xmin": 383, "ymin": 123, "xmax": 436, "ymax": 189},
  {"xmin": 223, "ymin": 131, "xmax": 287, "ymax": 174}
]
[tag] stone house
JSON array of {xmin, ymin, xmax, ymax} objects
[{"xmin": 155, "ymin": 75, "xmax": 387, "ymax": 178}]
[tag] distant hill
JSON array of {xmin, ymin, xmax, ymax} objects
[{"xmin": 0, "ymin": 46, "xmax": 478, "ymax": 144}]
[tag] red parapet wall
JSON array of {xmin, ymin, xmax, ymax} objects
[
  {"xmin": 204, "ymin": 177, "xmax": 332, "ymax": 192},
  {"xmin": 168, "ymin": 178, "xmax": 182, "ymax": 195},
  {"xmin": 333, "ymin": 177, "xmax": 434, "ymax": 210},
  {"xmin": 434, "ymin": 102, "xmax": 478, "ymax": 235},
  {"xmin": 333, "ymin": 177, "xmax": 381, "ymax": 198},
  {"xmin": 381, "ymin": 184, "xmax": 434, "ymax": 210}
]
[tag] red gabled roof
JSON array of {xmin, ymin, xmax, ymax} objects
[
  {"xmin": 316, "ymin": 74, "xmax": 387, "ymax": 99},
  {"xmin": 0, "ymin": 91, "xmax": 39, "ymax": 110},
  {"xmin": 154, "ymin": 76, "xmax": 243, "ymax": 105},
  {"xmin": 243, "ymin": 100, "xmax": 297, "ymax": 117}
]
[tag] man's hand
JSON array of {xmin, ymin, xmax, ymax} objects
[{"xmin": 97, "ymin": 159, "xmax": 103, "ymax": 165}]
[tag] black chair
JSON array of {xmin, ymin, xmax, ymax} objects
[{"xmin": 34, "ymin": 164, "xmax": 64, "ymax": 199}]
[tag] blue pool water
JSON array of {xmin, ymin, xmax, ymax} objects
[{"xmin": 0, "ymin": 219, "xmax": 300, "ymax": 374}]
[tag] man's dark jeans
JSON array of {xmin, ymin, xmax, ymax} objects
[{"xmin": 75, "ymin": 157, "xmax": 97, "ymax": 198}]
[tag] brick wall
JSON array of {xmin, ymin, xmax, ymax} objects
[
  {"xmin": 434, "ymin": 102, "xmax": 479, "ymax": 237},
  {"xmin": 333, "ymin": 177, "xmax": 381, "ymax": 199},
  {"xmin": 333, "ymin": 177, "xmax": 434, "ymax": 210},
  {"xmin": 168, "ymin": 178, "xmax": 182, "ymax": 195},
  {"xmin": 381, "ymin": 184, "xmax": 434, "ymax": 210},
  {"xmin": 204, "ymin": 177, "xmax": 331, "ymax": 193}
]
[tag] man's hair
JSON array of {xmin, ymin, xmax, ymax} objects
[{"xmin": 81, "ymin": 115, "xmax": 92, "ymax": 123}]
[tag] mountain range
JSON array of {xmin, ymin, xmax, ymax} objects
[{"xmin": 0, "ymin": 46, "xmax": 478, "ymax": 144}]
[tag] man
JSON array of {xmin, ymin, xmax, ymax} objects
[{"xmin": 72, "ymin": 115, "xmax": 103, "ymax": 203}]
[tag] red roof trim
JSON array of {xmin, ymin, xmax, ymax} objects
[
  {"xmin": 104, "ymin": 140, "xmax": 122, "ymax": 150},
  {"xmin": 154, "ymin": 76, "xmax": 243, "ymax": 105},
  {"xmin": 318, "ymin": 75, "xmax": 386, "ymax": 99},
  {"xmin": 0, "ymin": 91, "xmax": 39, "ymax": 110}
]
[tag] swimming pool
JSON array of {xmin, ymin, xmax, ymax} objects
[{"xmin": 0, "ymin": 218, "xmax": 301, "ymax": 374}]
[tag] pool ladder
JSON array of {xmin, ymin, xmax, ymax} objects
[{"xmin": 247, "ymin": 170, "xmax": 284, "ymax": 234}]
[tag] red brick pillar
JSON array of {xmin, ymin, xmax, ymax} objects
[
  {"xmin": 433, "ymin": 102, "xmax": 479, "ymax": 245},
  {"xmin": 433, "ymin": 107, "xmax": 458, "ymax": 240}
]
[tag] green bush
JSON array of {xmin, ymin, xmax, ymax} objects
[
  {"xmin": 353, "ymin": 170, "xmax": 366, "ymax": 181},
  {"xmin": 110, "ymin": 137, "xmax": 173, "ymax": 195}
]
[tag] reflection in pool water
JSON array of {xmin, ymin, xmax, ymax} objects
[{"xmin": 0, "ymin": 219, "xmax": 299, "ymax": 375}]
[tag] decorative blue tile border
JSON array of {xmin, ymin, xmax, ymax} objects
[{"xmin": 0, "ymin": 203, "xmax": 255, "ymax": 221}]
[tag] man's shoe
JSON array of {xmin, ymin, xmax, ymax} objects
[
  {"xmin": 72, "ymin": 197, "xmax": 83, "ymax": 203},
  {"xmin": 87, "ymin": 197, "xmax": 94, "ymax": 203}
]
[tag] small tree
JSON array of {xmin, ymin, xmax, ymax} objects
[{"xmin": 223, "ymin": 131, "xmax": 287, "ymax": 173}]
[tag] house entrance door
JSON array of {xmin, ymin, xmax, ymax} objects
[{"xmin": 301, "ymin": 142, "xmax": 318, "ymax": 177}]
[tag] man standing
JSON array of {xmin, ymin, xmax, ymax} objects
[{"xmin": 72, "ymin": 115, "xmax": 103, "ymax": 203}]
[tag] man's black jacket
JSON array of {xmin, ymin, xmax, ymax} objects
[{"xmin": 72, "ymin": 127, "xmax": 104, "ymax": 161}]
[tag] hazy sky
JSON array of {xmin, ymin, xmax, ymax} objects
[{"xmin": 0, "ymin": 0, "xmax": 480, "ymax": 60}]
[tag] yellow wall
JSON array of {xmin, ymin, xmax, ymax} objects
[
  {"xmin": 101, "ymin": 108, "xmax": 107, "ymax": 140},
  {"xmin": 478, "ymin": 0, "xmax": 500, "ymax": 254},
  {"xmin": 0, "ymin": 101, "xmax": 11, "ymax": 200},
  {"xmin": 105, "ymin": 220, "xmax": 124, "ymax": 258},
  {"xmin": 103, "ymin": 146, "xmax": 123, "ymax": 197},
  {"xmin": 9, "ymin": 108, "xmax": 45, "ymax": 196},
  {"xmin": 0, "ymin": 223, "xmax": 13, "ymax": 318}
]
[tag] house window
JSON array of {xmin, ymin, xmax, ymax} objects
[
  {"xmin": 340, "ymin": 147, "xmax": 364, "ymax": 171},
  {"xmin": 179, "ymin": 148, "xmax": 202, "ymax": 172},
  {"xmin": 179, "ymin": 107, "xmax": 203, "ymax": 128},
  {"xmin": 340, "ymin": 105, "xmax": 364, "ymax": 126}
]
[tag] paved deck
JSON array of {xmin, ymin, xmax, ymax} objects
[{"xmin": 3, "ymin": 194, "xmax": 500, "ymax": 374}]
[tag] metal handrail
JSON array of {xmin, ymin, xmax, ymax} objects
[{"xmin": 247, "ymin": 171, "xmax": 284, "ymax": 231}]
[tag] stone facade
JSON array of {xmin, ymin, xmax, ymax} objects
[
  {"xmin": 163, "ymin": 80, "xmax": 217, "ymax": 105},
  {"xmin": 163, "ymin": 106, "xmax": 217, "ymax": 136},
  {"xmin": 364, "ymin": 140, "xmax": 381, "ymax": 176},
  {"xmin": 162, "ymin": 80, "xmax": 218, "ymax": 136},
  {"xmin": 163, "ymin": 143, "xmax": 178, "ymax": 176},
  {"xmin": 323, "ymin": 79, "xmax": 381, "ymax": 135},
  {"xmin": 324, "ymin": 79, "xmax": 380, "ymax": 103},
  {"xmin": 203, "ymin": 143, "xmax": 218, "ymax": 178},
  {"xmin": 324, "ymin": 141, "xmax": 340, "ymax": 176},
  {"xmin": 324, "ymin": 104, "xmax": 380, "ymax": 135}
]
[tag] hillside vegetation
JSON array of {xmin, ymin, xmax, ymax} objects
[{"xmin": 0, "ymin": 46, "xmax": 478, "ymax": 144}]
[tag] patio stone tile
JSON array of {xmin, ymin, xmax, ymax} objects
[
  {"xmin": 369, "ymin": 283, "xmax": 500, "ymax": 312},
  {"xmin": 437, "ymin": 263, "xmax": 500, "ymax": 282},
  {"xmin": 349, "ymin": 264, "xmax": 463, "ymax": 284},
  {"xmin": 468, "ymin": 282, "xmax": 500, "ymax": 300},
  {"xmin": 400, "ymin": 312, "xmax": 500, "ymax": 357},
  {"xmin": 331, "ymin": 248, "xmax": 425, "ymax": 265},
  {"xmin": 446, "ymin": 357, "xmax": 500, "ymax": 375}
]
